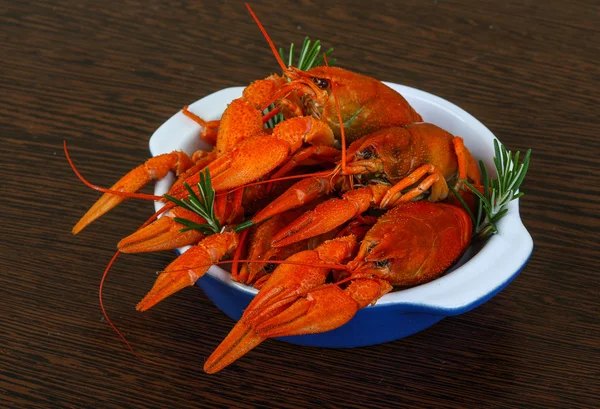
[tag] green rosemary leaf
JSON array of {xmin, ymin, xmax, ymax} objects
[
  {"xmin": 475, "ymin": 187, "xmax": 484, "ymax": 230},
  {"xmin": 512, "ymin": 191, "xmax": 525, "ymax": 201},
  {"xmin": 197, "ymin": 171, "xmax": 207, "ymax": 203},
  {"xmin": 449, "ymin": 185, "xmax": 476, "ymax": 228},
  {"xmin": 233, "ymin": 219, "xmax": 256, "ymax": 233},
  {"xmin": 173, "ymin": 217, "xmax": 213, "ymax": 234},
  {"xmin": 494, "ymin": 139, "xmax": 502, "ymax": 169},
  {"xmin": 198, "ymin": 172, "xmax": 210, "ymax": 209},
  {"xmin": 182, "ymin": 182, "xmax": 205, "ymax": 215},
  {"xmin": 314, "ymin": 48, "xmax": 334, "ymax": 66},
  {"xmin": 512, "ymin": 149, "xmax": 532, "ymax": 190},
  {"xmin": 163, "ymin": 194, "xmax": 188, "ymax": 210},
  {"xmin": 279, "ymin": 42, "xmax": 295, "ymax": 67},
  {"xmin": 205, "ymin": 170, "xmax": 212, "ymax": 203},
  {"xmin": 477, "ymin": 221, "xmax": 499, "ymax": 240},
  {"xmin": 479, "ymin": 160, "xmax": 489, "ymax": 228},
  {"xmin": 464, "ymin": 180, "xmax": 488, "ymax": 207},
  {"xmin": 491, "ymin": 207, "xmax": 509, "ymax": 223},
  {"xmin": 303, "ymin": 40, "xmax": 321, "ymax": 70},
  {"xmin": 298, "ymin": 37, "xmax": 311, "ymax": 68}
]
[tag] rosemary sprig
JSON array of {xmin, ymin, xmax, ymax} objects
[
  {"xmin": 462, "ymin": 140, "xmax": 532, "ymax": 240},
  {"xmin": 164, "ymin": 169, "xmax": 221, "ymax": 235},
  {"xmin": 265, "ymin": 37, "xmax": 335, "ymax": 129},
  {"xmin": 163, "ymin": 169, "xmax": 254, "ymax": 235},
  {"xmin": 279, "ymin": 36, "xmax": 335, "ymax": 71}
]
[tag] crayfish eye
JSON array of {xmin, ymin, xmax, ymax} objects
[
  {"xmin": 312, "ymin": 77, "xmax": 330, "ymax": 89},
  {"xmin": 357, "ymin": 146, "xmax": 377, "ymax": 160},
  {"xmin": 375, "ymin": 259, "xmax": 389, "ymax": 269},
  {"xmin": 360, "ymin": 150, "xmax": 373, "ymax": 160},
  {"xmin": 263, "ymin": 263, "xmax": 276, "ymax": 274}
]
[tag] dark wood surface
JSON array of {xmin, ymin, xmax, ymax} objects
[{"xmin": 2, "ymin": 0, "xmax": 598, "ymax": 407}]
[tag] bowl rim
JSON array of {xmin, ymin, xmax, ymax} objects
[{"xmin": 149, "ymin": 82, "xmax": 533, "ymax": 315}]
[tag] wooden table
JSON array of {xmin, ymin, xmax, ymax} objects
[{"xmin": 2, "ymin": 1, "xmax": 598, "ymax": 407}]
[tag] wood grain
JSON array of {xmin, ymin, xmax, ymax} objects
[{"xmin": 1, "ymin": 0, "xmax": 598, "ymax": 407}]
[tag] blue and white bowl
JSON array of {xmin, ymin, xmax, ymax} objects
[{"xmin": 149, "ymin": 83, "xmax": 533, "ymax": 348}]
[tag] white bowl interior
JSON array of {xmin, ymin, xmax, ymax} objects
[{"xmin": 149, "ymin": 83, "xmax": 533, "ymax": 310}]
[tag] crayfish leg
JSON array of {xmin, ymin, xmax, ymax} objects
[
  {"xmin": 168, "ymin": 150, "xmax": 217, "ymax": 195},
  {"xmin": 379, "ymin": 164, "xmax": 448, "ymax": 208},
  {"xmin": 181, "ymin": 106, "xmax": 219, "ymax": 145},
  {"xmin": 452, "ymin": 136, "xmax": 482, "ymax": 188}
]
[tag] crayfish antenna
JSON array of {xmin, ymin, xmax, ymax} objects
[
  {"xmin": 245, "ymin": 3, "xmax": 290, "ymax": 75},
  {"xmin": 99, "ymin": 209, "xmax": 171, "ymax": 363},
  {"xmin": 323, "ymin": 55, "xmax": 348, "ymax": 176}
]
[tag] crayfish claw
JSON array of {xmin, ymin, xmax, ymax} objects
[
  {"xmin": 73, "ymin": 152, "xmax": 194, "ymax": 234},
  {"xmin": 203, "ymin": 321, "xmax": 265, "ymax": 374},
  {"xmin": 270, "ymin": 188, "xmax": 373, "ymax": 248},
  {"xmin": 136, "ymin": 232, "xmax": 238, "ymax": 311},
  {"xmin": 255, "ymin": 285, "xmax": 358, "ymax": 338},
  {"xmin": 136, "ymin": 268, "xmax": 196, "ymax": 312},
  {"xmin": 118, "ymin": 210, "xmax": 205, "ymax": 253}
]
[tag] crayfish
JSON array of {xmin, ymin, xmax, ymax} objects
[{"xmin": 70, "ymin": 4, "xmax": 482, "ymax": 373}]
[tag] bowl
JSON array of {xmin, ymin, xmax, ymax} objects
[{"xmin": 149, "ymin": 83, "xmax": 533, "ymax": 348}]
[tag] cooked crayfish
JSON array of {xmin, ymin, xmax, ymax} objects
[
  {"xmin": 204, "ymin": 201, "xmax": 472, "ymax": 373},
  {"xmin": 247, "ymin": 122, "xmax": 481, "ymax": 251},
  {"xmin": 70, "ymin": 3, "xmax": 482, "ymax": 374}
]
